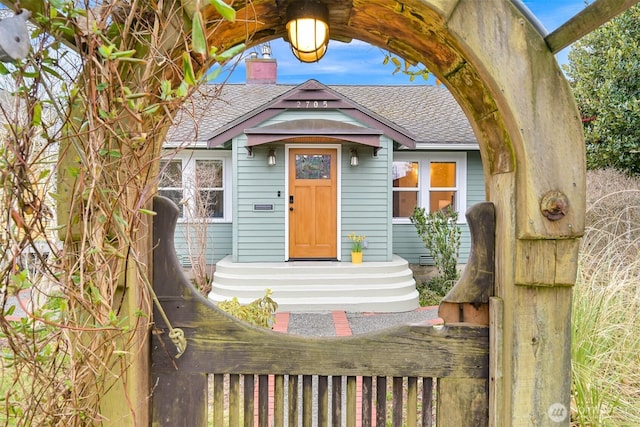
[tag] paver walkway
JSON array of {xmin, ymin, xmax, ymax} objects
[{"xmin": 273, "ymin": 307, "xmax": 441, "ymax": 337}]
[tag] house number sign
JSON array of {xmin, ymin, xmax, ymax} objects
[{"xmin": 295, "ymin": 100, "xmax": 329, "ymax": 108}]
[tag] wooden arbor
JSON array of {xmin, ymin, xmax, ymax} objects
[
  {"xmin": 15, "ymin": 0, "xmax": 635, "ymax": 424},
  {"xmin": 206, "ymin": 1, "xmax": 586, "ymax": 424}
]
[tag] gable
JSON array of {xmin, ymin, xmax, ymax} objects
[{"xmin": 207, "ymin": 80, "xmax": 416, "ymax": 148}]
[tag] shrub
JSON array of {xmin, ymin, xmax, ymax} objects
[
  {"xmin": 415, "ymin": 276, "xmax": 451, "ymax": 307},
  {"xmin": 410, "ymin": 206, "xmax": 461, "ymax": 305},
  {"xmin": 217, "ymin": 289, "xmax": 278, "ymax": 328}
]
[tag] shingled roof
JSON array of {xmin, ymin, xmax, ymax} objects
[{"xmin": 165, "ymin": 79, "xmax": 477, "ymax": 147}]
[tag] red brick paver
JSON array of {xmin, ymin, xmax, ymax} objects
[
  {"xmin": 272, "ymin": 311, "xmax": 289, "ymax": 333},
  {"xmin": 331, "ymin": 310, "xmax": 352, "ymax": 336}
]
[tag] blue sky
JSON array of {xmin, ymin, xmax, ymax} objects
[{"xmin": 213, "ymin": 0, "xmax": 587, "ymax": 85}]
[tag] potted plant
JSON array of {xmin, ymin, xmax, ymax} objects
[{"xmin": 348, "ymin": 232, "xmax": 365, "ymax": 264}]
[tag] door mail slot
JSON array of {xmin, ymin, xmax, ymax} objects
[{"xmin": 253, "ymin": 204, "xmax": 274, "ymax": 211}]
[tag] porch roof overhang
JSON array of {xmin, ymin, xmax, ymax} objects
[{"xmin": 244, "ymin": 119, "xmax": 389, "ymax": 148}]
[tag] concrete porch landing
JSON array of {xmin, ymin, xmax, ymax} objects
[{"xmin": 208, "ymin": 255, "xmax": 419, "ymax": 313}]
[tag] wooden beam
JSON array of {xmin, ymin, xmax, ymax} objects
[{"xmin": 545, "ymin": 0, "xmax": 640, "ymax": 54}]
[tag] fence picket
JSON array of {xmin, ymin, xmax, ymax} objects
[
  {"xmin": 274, "ymin": 375, "xmax": 285, "ymax": 426},
  {"xmin": 422, "ymin": 377, "xmax": 434, "ymax": 427},
  {"xmin": 362, "ymin": 376, "xmax": 373, "ymax": 425},
  {"xmin": 332, "ymin": 376, "xmax": 342, "ymax": 426},
  {"xmin": 288, "ymin": 376, "xmax": 298, "ymax": 427},
  {"xmin": 318, "ymin": 376, "xmax": 328, "ymax": 426},
  {"xmin": 346, "ymin": 376, "xmax": 356, "ymax": 427},
  {"xmin": 229, "ymin": 374, "xmax": 240, "ymax": 427}
]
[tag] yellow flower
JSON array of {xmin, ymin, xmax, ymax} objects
[{"xmin": 348, "ymin": 232, "xmax": 366, "ymax": 252}]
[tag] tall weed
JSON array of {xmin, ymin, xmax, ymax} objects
[{"xmin": 572, "ymin": 170, "xmax": 640, "ymax": 426}]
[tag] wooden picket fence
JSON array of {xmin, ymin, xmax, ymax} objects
[{"xmin": 150, "ymin": 197, "xmax": 492, "ymax": 426}]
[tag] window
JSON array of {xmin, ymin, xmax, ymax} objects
[
  {"xmin": 195, "ymin": 159, "xmax": 224, "ymax": 218},
  {"xmin": 429, "ymin": 162, "xmax": 457, "ymax": 212},
  {"xmin": 159, "ymin": 160, "xmax": 184, "ymax": 217},
  {"xmin": 392, "ymin": 161, "xmax": 419, "ymax": 217},
  {"xmin": 392, "ymin": 153, "xmax": 466, "ymax": 223},
  {"xmin": 295, "ymin": 154, "xmax": 331, "ymax": 179},
  {"xmin": 159, "ymin": 152, "xmax": 231, "ymax": 221}
]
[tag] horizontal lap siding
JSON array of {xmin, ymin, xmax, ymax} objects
[
  {"xmin": 341, "ymin": 138, "xmax": 392, "ymax": 262},
  {"xmin": 392, "ymin": 223, "xmax": 471, "ymax": 264},
  {"xmin": 172, "ymin": 222, "xmax": 232, "ymax": 265},
  {"xmin": 466, "ymin": 151, "xmax": 485, "ymax": 211},
  {"xmin": 392, "ymin": 151, "xmax": 485, "ymax": 264},
  {"xmin": 235, "ymin": 134, "xmax": 286, "ymax": 262}
]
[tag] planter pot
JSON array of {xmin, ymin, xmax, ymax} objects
[{"xmin": 351, "ymin": 251, "xmax": 363, "ymax": 264}]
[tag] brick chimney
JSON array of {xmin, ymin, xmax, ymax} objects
[{"xmin": 245, "ymin": 44, "xmax": 277, "ymax": 84}]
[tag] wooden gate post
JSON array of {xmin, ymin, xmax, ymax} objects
[{"xmin": 441, "ymin": 2, "xmax": 586, "ymax": 426}]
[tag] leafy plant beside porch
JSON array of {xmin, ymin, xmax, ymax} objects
[{"xmin": 410, "ymin": 207, "xmax": 462, "ymax": 306}]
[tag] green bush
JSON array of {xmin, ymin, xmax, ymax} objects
[
  {"xmin": 410, "ymin": 206, "xmax": 461, "ymax": 305},
  {"xmin": 217, "ymin": 289, "xmax": 278, "ymax": 328},
  {"xmin": 415, "ymin": 276, "xmax": 453, "ymax": 307}
]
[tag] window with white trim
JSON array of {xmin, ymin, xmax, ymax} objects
[
  {"xmin": 392, "ymin": 152, "xmax": 467, "ymax": 223},
  {"xmin": 158, "ymin": 159, "xmax": 184, "ymax": 217},
  {"xmin": 159, "ymin": 152, "xmax": 231, "ymax": 221}
]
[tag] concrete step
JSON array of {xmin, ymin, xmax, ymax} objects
[
  {"xmin": 210, "ymin": 279, "xmax": 417, "ymax": 299},
  {"xmin": 212, "ymin": 270, "xmax": 413, "ymax": 287},
  {"xmin": 213, "ymin": 255, "xmax": 412, "ymax": 276},
  {"xmin": 208, "ymin": 255, "xmax": 419, "ymax": 313}
]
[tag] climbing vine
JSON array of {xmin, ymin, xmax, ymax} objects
[{"xmin": 0, "ymin": 1, "xmax": 245, "ymax": 424}]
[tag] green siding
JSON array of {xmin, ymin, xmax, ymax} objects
[
  {"xmin": 391, "ymin": 151, "xmax": 485, "ymax": 264},
  {"xmin": 234, "ymin": 135, "xmax": 286, "ymax": 262},
  {"xmin": 173, "ymin": 222, "xmax": 232, "ymax": 265},
  {"xmin": 341, "ymin": 137, "xmax": 393, "ymax": 262},
  {"xmin": 466, "ymin": 151, "xmax": 485, "ymax": 204}
]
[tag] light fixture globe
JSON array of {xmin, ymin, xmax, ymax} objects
[{"xmin": 286, "ymin": 0, "xmax": 329, "ymax": 63}]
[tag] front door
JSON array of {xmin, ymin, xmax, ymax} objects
[{"xmin": 288, "ymin": 148, "xmax": 337, "ymax": 259}]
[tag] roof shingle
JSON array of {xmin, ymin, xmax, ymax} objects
[{"xmin": 166, "ymin": 80, "xmax": 476, "ymax": 146}]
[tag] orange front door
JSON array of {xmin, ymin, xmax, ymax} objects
[{"xmin": 288, "ymin": 148, "xmax": 337, "ymax": 259}]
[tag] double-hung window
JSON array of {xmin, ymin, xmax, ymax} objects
[
  {"xmin": 392, "ymin": 152, "xmax": 467, "ymax": 223},
  {"xmin": 159, "ymin": 152, "xmax": 231, "ymax": 221},
  {"xmin": 158, "ymin": 159, "xmax": 185, "ymax": 218},
  {"xmin": 392, "ymin": 161, "xmax": 420, "ymax": 218},
  {"xmin": 194, "ymin": 159, "xmax": 224, "ymax": 219}
]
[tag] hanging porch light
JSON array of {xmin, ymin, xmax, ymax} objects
[{"xmin": 285, "ymin": 0, "xmax": 329, "ymax": 63}]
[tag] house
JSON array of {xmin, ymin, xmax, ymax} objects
[{"xmin": 162, "ymin": 53, "xmax": 485, "ymax": 312}]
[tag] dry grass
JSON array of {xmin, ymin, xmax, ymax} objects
[{"xmin": 571, "ymin": 169, "xmax": 640, "ymax": 426}]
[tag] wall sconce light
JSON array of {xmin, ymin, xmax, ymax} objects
[
  {"xmin": 268, "ymin": 149, "xmax": 276, "ymax": 166},
  {"xmin": 286, "ymin": 0, "xmax": 329, "ymax": 63},
  {"xmin": 350, "ymin": 149, "xmax": 359, "ymax": 167}
]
